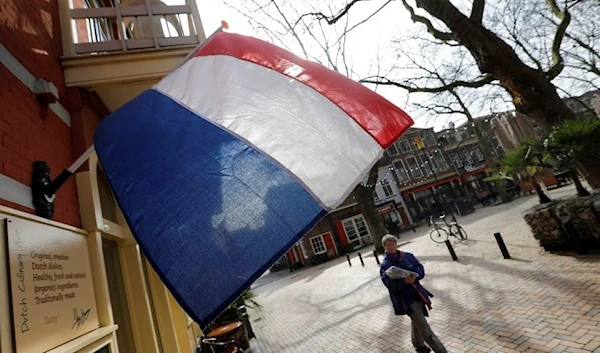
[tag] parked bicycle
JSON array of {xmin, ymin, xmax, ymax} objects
[{"xmin": 429, "ymin": 214, "xmax": 467, "ymax": 243}]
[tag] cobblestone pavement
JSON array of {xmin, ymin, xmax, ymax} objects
[{"xmin": 248, "ymin": 185, "xmax": 600, "ymax": 353}]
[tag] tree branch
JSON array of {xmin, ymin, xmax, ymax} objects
[
  {"xmin": 545, "ymin": 0, "xmax": 572, "ymax": 79},
  {"xmin": 360, "ymin": 74, "xmax": 496, "ymax": 93},
  {"xmin": 470, "ymin": 0, "xmax": 485, "ymax": 24},
  {"xmin": 565, "ymin": 32, "xmax": 600, "ymax": 62},
  {"xmin": 294, "ymin": 0, "xmax": 367, "ymax": 26},
  {"xmin": 400, "ymin": 0, "xmax": 454, "ymax": 42}
]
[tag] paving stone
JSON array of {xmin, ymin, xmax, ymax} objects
[{"xmin": 248, "ymin": 185, "xmax": 600, "ymax": 352}]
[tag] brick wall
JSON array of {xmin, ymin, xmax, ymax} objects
[
  {"xmin": 0, "ymin": 0, "xmax": 81, "ymax": 227},
  {"xmin": 0, "ymin": 0, "xmax": 66, "ymax": 96}
]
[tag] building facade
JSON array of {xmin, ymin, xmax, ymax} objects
[{"xmin": 0, "ymin": 1, "xmax": 207, "ymax": 352}]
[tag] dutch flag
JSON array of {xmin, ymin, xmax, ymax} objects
[{"xmin": 94, "ymin": 30, "xmax": 413, "ymax": 327}]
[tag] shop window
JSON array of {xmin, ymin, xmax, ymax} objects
[{"xmin": 310, "ymin": 235, "xmax": 326, "ymax": 255}]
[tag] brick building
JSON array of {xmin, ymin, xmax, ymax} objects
[{"xmin": 0, "ymin": 1, "xmax": 209, "ymax": 352}]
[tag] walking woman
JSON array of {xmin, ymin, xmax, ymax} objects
[{"xmin": 380, "ymin": 234, "xmax": 448, "ymax": 353}]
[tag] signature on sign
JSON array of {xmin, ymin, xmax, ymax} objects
[{"xmin": 72, "ymin": 308, "xmax": 91, "ymax": 330}]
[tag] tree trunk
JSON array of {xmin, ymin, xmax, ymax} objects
[
  {"xmin": 576, "ymin": 159, "xmax": 600, "ymax": 189},
  {"xmin": 414, "ymin": 0, "xmax": 600, "ymax": 186},
  {"xmin": 355, "ymin": 161, "xmax": 387, "ymax": 254},
  {"xmin": 415, "ymin": 0, "xmax": 575, "ymax": 125},
  {"xmin": 570, "ymin": 169, "xmax": 591, "ymax": 196},
  {"xmin": 532, "ymin": 179, "xmax": 553, "ymax": 204}
]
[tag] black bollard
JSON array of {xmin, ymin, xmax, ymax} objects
[
  {"xmin": 373, "ymin": 250, "xmax": 380, "ymax": 265},
  {"xmin": 358, "ymin": 252, "xmax": 365, "ymax": 267},
  {"xmin": 445, "ymin": 240, "xmax": 458, "ymax": 261},
  {"xmin": 493, "ymin": 232, "xmax": 511, "ymax": 259},
  {"xmin": 346, "ymin": 253, "xmax": 352, "ymax": 267}
]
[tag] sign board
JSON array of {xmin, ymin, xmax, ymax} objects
[
  {"xmin": 377, "ymin": 204, "xmax": 395, "ymax": 214},
  {"xmin": 7, "ymin": 217, "xmax": 99, "ymax": 353},
  {"xmin": 415, "ymin": 137, "xmax": 425, "ymax": 150},
  {"xmin": 464, "ymin": 164, "xmax": 486, "ymax": 173}
]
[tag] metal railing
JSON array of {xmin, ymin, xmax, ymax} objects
[{"xmin": 62, "ymin": 0, "xmax": 204, "ymax": 56}]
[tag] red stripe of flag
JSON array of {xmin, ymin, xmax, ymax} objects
[{"xmin": 194, "ymin": 32, "xmax": 413, "ymax": 148}]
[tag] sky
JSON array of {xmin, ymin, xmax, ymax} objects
[
  {"xmin": 191, "ymin": 0, "xmax": 445, "ymax": 125},
  {"xmin": 186, "ymin": 0, "xmax": 598, "ymax": 132}
]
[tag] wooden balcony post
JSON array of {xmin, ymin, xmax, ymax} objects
[
  {"xmin": 187, "ymin": 0, "xmax": 206, "ymax": 42},
  {"xmin": 58, "ymin": 0, "xmax": 76, "ymax": 57}
]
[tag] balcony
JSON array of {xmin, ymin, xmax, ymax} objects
[{"xmin": 58, "ymin": 0, "xmax": 206, "ymax": 111}]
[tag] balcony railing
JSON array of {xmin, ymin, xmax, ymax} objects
[{"xmin": 59, "ymin": 0, "xmax": 205, "ymax": 57}]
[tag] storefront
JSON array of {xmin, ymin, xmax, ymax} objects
[
  {"xmin": 402, "ymin": 176, "xmax": 464, "ymax": 222},
  {"xmin": 376, "ymin": 201, "xmax": 412, "ymax": 234},
  {"xmin": 0, "ymin": 154, "xmax": 202, "ymax": 353}
]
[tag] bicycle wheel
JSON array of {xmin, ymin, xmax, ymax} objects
[
  {"xmin": 450, "ymin": 225, "xmax": 467, "ymax": 241},
  {"xmin": 430, "ymin": 228, "xmax": 449, "ymax": 243}
]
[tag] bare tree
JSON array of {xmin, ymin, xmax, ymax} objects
[
  {"xmin": 305, "ymin": 0, "xmax": 600, "ymax": 188},
  {"xmin": 226, "ymin": 0, "xmax": 390, "ymax": 252}
]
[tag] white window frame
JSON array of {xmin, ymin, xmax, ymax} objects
[
  {"xmin": 381, "ymin": 179, "xmax": 395, "ymax": 197},
  {"xmin": 342, "ymin": 215, "xmax": 372, "ymax": 247},
  {"xmin": 309, "ymin": 234, "xmax": 327, "ymax": 255}
]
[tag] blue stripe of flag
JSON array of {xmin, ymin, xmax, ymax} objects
[{"xmin": 94, "ymin": 89, "xmax": 326, "ymax": 327}]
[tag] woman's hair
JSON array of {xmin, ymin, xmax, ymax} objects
[{"xmin": 381, "ymin": 234, "xmax": 397, "ymax": 247}]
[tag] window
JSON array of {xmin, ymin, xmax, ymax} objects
[
  {"xmin": 424, "ymin": 134, "xmax": 436, "ymax": 147},
  {"xmin": 418, "ymin": 153, "xmax": 432, "ymax": 176},
  {"xmin": 393, "ymin": 160, "xmax": 410, "ymax": 182},
  {"xmin": 450, "ymin": 152, "xmax": 463, "ymax": 168},
  {"xmin": 433, "ymin": 150, "xmax": 449, "ymax": 170},
  {"xmin": 405, "ymin": 155, "xmax": 423, "ymax": 178},
  {"xmin": 381, "ymin": 179, "xmax": 395, "ymax": 197},
  {"xmin": 473, "ymin": 146, "xmax": 485, "ymax": 162},
  {"xmin": 310, "ymin": 235, "xmax": 326, "ymax": 255},
  {"xmin": 386, "ymin": 143, "xmax": 399, "ymax": 156},
  {"xmin": 342, "ymin": 215, "xmax": 372, "ymax": 247},
  {"xmin": 461, "ymin": 150, "xmax": 474, "ymax": 165},
  {"xmin": 399, "ymin": 139, "xmax": 412, "ymax": 153}
]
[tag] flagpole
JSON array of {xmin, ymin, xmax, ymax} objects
[{"xmin": 33, "ymin": 21, "xmax": 230, "ymax": 216}]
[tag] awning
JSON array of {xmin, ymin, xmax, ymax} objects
[{"xmin": 404, "ymin": 175, "xmax": 461, "ymax": 196}]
